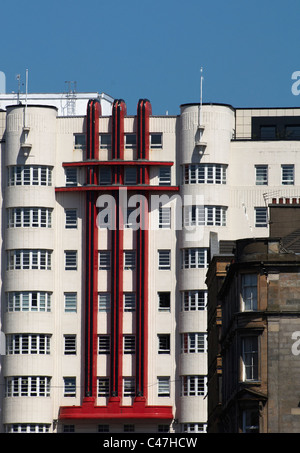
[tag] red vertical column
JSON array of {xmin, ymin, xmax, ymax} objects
[
  {"xmin": 135, "ymin": 99, "xmax": 151, "ymax": 400},
  {"xmin": 110, "ymin": 100, "xmax": 126, "ymax": 401},
  {"xmin": 84, "ymin": 99, "xmax": 100, "ymax": 400}
]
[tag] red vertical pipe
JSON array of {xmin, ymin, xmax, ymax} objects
[{"xmin": 84, "ymin": 99, "xmax": 100, "ymax": 400}]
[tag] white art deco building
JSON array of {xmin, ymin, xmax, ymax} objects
[{"xmin": 1, "ymin": 92, "xmax": 300, "ymax": 433}]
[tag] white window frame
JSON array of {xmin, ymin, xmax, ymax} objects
[
  {"xmin": 65, "ymin": 250, "xmax": 77, "ymax": 270},
  {"xmin": 181, "ymin": 290, "xmax": 207, "ymax": 311},
  {"xmin": 180, "ymin": 375, "xmax": 206, "ymax": 396},
  {"xmin": 98, "ymin": 335, "xmax": 110, "ymax": 354},
  {"xmin": 241, "ymin": 336, "xmax": 259, "ymax": 382},
  {"xmin": 125, "ymin": 133, "xmax": 136, "ymax": 149},
  {"xmin": 6, "ymin": 334, "xmax": 50, "ymax": 355},
  {"xmin": 181, "ymin": 333, "xmax": 207, "ymax": 353},
  {"xmin": 65, "ymin": 168, "xmax": 78, "ymax": 187},
  {"xmin": 158, "ymin": 292, "xmax": 171, "ymax": 312},
  {"xmin": 65, "ymin": 209, "xmax": 77, "ymax": 229},
  {"xmin": 158, "ymin": 334, "xmax": 170, "ymax": 354},
  {"xmin": 157, "ymin": 377, "xmax": 170, "ymax": 397},
  {"xmin": 150, "ymin": 133, "xmax": 163, "ymax": 149},
  {"xmin": 7, "ymin": 165, "xmax": 52, "ymax": 186},
  {"xmin": 99, "ymin": 251, "xmax": 111, "ymax": 270},
  {"xmin": 74, "ymin": 134, "xmax": 86, "ymax": 150},
  {"xmin": 241, "ymin": 274, "xmax": 258, "ymax": 311},
  {"xmin": 98, "ymin": 293, "xmax": 110, "ymax": 312},
  {"xmin": 124, "ymin": 251, "xmax": 136, "ymax": 270},
  {"xmin": 123, "ymin": 335, "xmax": 136, "ymax": 354},
  {"xmin": 182, "ymin": 248, "xmax": 209, "ymax": 269},
  {"xmin": 158, "ymin": 250, "xmax": 171, "ymax": 270},
  {"xmin": 64, "ymin": 335, "xmax": 76, "ymax": 355},
  {"xmin": 100, "ymin": 133, "xmax": 111, "ymax": 149},
  {"xmin": 124, "ymin": 293, "xmax": 136, "ymax": 312},
  {"xmin": 64, "ymin": 377, "xmax": 76, "ymax": 397},
  {"xmin": 7, "ymin": 291, "xmax": 51, "ymax": 312},
  {"xmin": 64, "ymin": 292, "xmax": 77, "ymax": 313},
  {"xmin": 98, "ymin": 378, "xmax": 110, "ymax": 397},
  {"xmin": 255, "ymin": 165, "xmax": 268, "ymax": 185},
  {"xmin": 183, "ymin": 164, "xmax": 226, "ymax": 185},
  {"xmin": 159, "ymin": 167, "xmax": 171, "ymax": 186},
  {"xmin": 281, "ymin": 164, "xmax": 294, "ymax": 185},
  {"xmin": 184, "ymin": 205, "xmax": 227, "ymax": 227},
  {"xmin": 5, "ymin": 376, "xmax": 51, "ymax": 397},
  {"xmin": 7, "ymin": 249, "xmax": 52, "ymax": 270},
  {"xmin": 123, "ymin": 378, "xmax": 135, "ymax": 397},
  {"xmin": 8, "ymin": 207, "xmax": 52, "ymax": 228},
  {"xmin": 159, "ymin": 206, "xmax": 171, "ymax": 229},
  {"xmin": 255, "ymin": 207, "xmax": 268, "ymax": 228}
]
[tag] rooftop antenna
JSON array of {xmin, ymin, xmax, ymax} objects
[
  {"xmin": 198, "ymin": 67, "xmax": 204, "ymax": 127},
  {"xmin": 24, "ymin": 69, "xmax": 28, "ymax": 128}
]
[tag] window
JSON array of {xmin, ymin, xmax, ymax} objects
[
  {"xmin": 65, "ymin": 251, "xmax": 77, "ymax": 270},
  {"xmin": 65, "ymin": 209, "xmax": 77, "ymax": 228},
  {"xmin": 7, "ymin": 165, "xmax": 52, "ymax": 186},
  {"xmin": 285, "ymin": 125, "xmax": 300, "ymax": 140},
  {"xmin": 98, "ymin": 335, "xmax": 110, "ymax": 354},
  {"xmin": 181, "ymin": 423, "xmax": 206, "ymax": 433},
  {"xmin": 124, "ymin": 251, "xmax": 136, "ymax": 270},
  {"xmin": 99, "ymin": 167, "xmax": 112, "ymax": 185},
  {"xmin": 159, "ymin": 167, "xmax": 171, "ymax": 186},
  {"xmin": 124, "ymin": 293, "xmax": 136, "ymax": 312},
  {"xmin": 158, "ymin": 425, "xmax": 170, "ymax": 433},
  {"xmin": 157, "ymin": 377, "xmax": 170, "ymax": 397},
  {"xmin": 7, "ymin": 292, "xmax": 51, "ymax": 312},
  {"xmin": 7, "ymin": 249, "xmax": 52, "ymax": 270},
  {"xmin": 241, "ymin": 274, "xmax": 257, "ymax": 311},
  {"xmin": 241, "ymin": 336, "xmax": 259, "ymax": 381},
  {"xmin": 98, "ymin": 424, "xmax": 110, "ymax": 433},
  {"xmin": 124, "ymin": 335, "xmax": 135, "ymax": 354},
  {"xmin": 6, "ymin": 334, "xmax": 50, "ymax": 355},
  {"xmin": 99, "ymin": 251, "xmax": 111, "ymax": 270},
  {"xmin": 181, "ymin": 291, "xmax": 207, "ymax": 311},
  {"xmin": 5, "ymin": 376, "xmax": 51, "ymax": 397},
  {"xmin": 158, "ymin": 292, "xmax": 171, "ymax": 312},
  {"xmin": 282, "ymin": 164, "xmax": 294, "ymax": 185},
  {"xmin": 125, "ymin": 133, "xmax": 136, "ymax": 149},
  {"xmin": 100, "ymin": 134, "xmax": 111, "ymax": 149},
  {"xmin": 260, "ymin": 125, "xmax": 276, "ymax": 139},
  {"xmin": 74, "ymin": 134, "xmax": 86, "ymax": 149},
  {"xmin": 65, "ymin": 168, "xmax": 78, "ymax": 186},
  {"xmin": 159, "ymin": 206, "xmax": 171, "ymax": 228},
  {"xmin": 181, "ymin": 333, "xmax": 207, "ymax": 353},
  {"xmin": 98, "ymin": 378, "xmax": 110, "ymax": 397},
  {"xmin": 158, "ymin": 334, "xmax": 170, "ymax": 354},
  {"xmin": 124, "ymin": 424, "xmax": 135, "ymax": 432},
  {"xmin": 255, "ymin": 165, "xmax": 268, "ymax": 185},
  {"xmin": 6, "ymin": 424, "xmax": 50, "ymax": 433},
  {"xmin": 123, "ymin": 378, "xmax": 135, "ymax": 397},
  {"xmin": 63, "ymin": 425, "xmax": 75, "ymax": 433},
  {"xmin": 242, "ymin": 409, "xmax": 259, "ymax": 433},
  {"xmin": 183, "ymin": 164, "xmax": 227, "ymax": 185},
  {"xmin": 150, "ymin": 133, "xmax": 162, "ymax": 149},
  {"xmin": 158, "ymin": 250, "xmax": 171, "ymax": 270},
  {"xmin": 124, "ymin": 167, "xmax": 137, "ymax": 184},
  {"xmin": 64, "ymin": 377, "xmax": 76, "ymax": 397},
  {"xmin": 64, "ymin": 335, "xmax": 76, "ymax": 355},
  {"xmin": 8, "ymin": 207, "xmax": 52, "ymax": 228},
  {"xmin": 182, "ymin": 248, "xmax": 209, "ymax": 269},
  {"xmin": 98, "ymin": 293, "xmax": 110, "ymax": 312},
  {"xmin": 64, "ymin": 293, "xmax": 77, "ymax": 313},
  {"xmin": 181, "ymin": 375, "xmax": 206, "ymax": 396},
  {"xmin": 184, "ymin": 205, "xmax": 227, "ymax": 227},
  {"xmin": 255, "ymin": 207, "xmax": 268, "ymax": 228},
  {"xmin": 125, "ymin": 207, "xmax": 138, "ymax": 229}
]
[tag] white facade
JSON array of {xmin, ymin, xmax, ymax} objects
[{"xmin": 1, "ymin": 98, "xmax": 300, "ymax": 433}]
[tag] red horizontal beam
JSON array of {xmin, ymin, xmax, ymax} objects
[
  {"xmin": 55, "ymin": 185, "xmax": 179, "ymax": 193},
  {"xmin": 59, "ymin": 400, "xmax": 173, "ymax": 420},
  {"xmin": 62, "ymin": 160, "xmax": 174, "ymax": 167}
]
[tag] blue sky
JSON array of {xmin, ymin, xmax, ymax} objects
[{"xmin": 1, "ymin": 0, "xmax": 300, "ymax": 115}]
